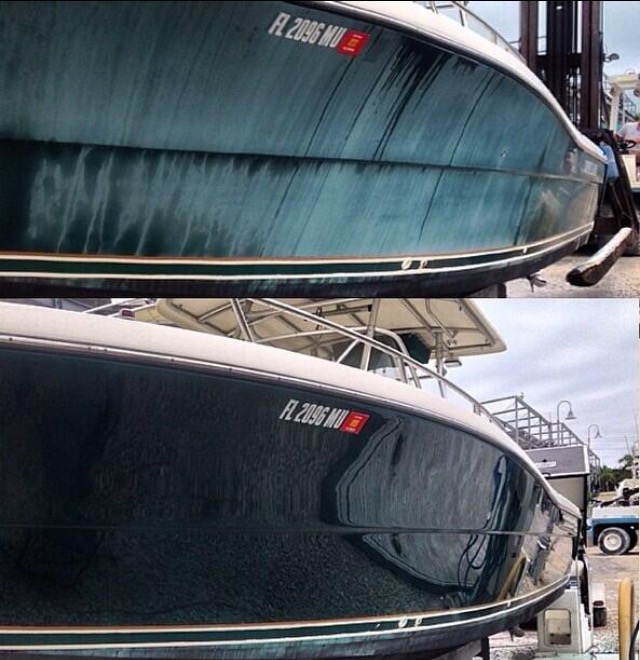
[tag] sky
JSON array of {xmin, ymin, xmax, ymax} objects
[
  {"xmin": 444, "ymin": 298, "xmax": 638, "ymax": 469},
  {"xmin": 467, "ymin": 1, "xmax": 640, "ymax": 111}
]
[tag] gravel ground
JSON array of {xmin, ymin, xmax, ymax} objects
[
  {"xmin": 588, "ymin": 544, "xmax": 640, "ymax": 655},
  {"xmin": 489, "ymin": 544, "xmax": 639, "ymax": 658}
]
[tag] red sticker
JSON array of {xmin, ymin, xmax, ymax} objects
[
  {"xmin": 340, "ymin": 412, "xmax": 370, "ymax": 435},
  {"xmin": 336, "ymin": 30, "xmax": 369, "ymax": 56}
]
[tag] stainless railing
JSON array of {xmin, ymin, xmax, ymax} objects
[
  {"xmin": 86, "ymin": 298, "xmax": 605, "ymax": 469},
  {"xmin": 90, "ymin": 297, "xmax": 506, "ymax": 430},
  {"xmin": 241, "ymin": 298, "xmax": 505, "ymax": 426},
  {"xmin": 482, "ymin": 394, "xmax": 602, "ymax": 472},
  {"xmin": 414, "ymin": 1, "xmax": 524, "ymax": 62}
]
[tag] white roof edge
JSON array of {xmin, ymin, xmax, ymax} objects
[
  {"xmin": 456, "ymin": 299, "xmax": 507, "ymax": 355},
  {"xmin": 152, "ymin": 297, "xmax": 508, "ymax": 359},
  {"xmin": 326, "ymin": 1, "xmax": 605, "ymax": 162},
  {"xmin": 0, "ymin": 302, "xmax": 580, "ymax": 518}
]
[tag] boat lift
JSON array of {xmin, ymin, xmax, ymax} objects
[{"xmin": 519, "ymin": 1, "xmax": 640, "ymax": 288}]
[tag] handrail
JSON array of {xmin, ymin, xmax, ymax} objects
[
  {"xmin": 239, "ymin": 298, "xmax": 503, "ymax": 428},
  {"xmin": 482, "ymin": 394, "xmax": 602, "ymax": 471},
  {"xmin": 86, "ymin": 297, "xmax": 506, "ymax": 429},
  {"xmin": 414, "ymin": 1, "xmax": 524, "ymax": 62}
]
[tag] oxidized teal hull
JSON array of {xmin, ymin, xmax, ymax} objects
[{"xmin": 0, "ymin": 1, "xmax": 605, "ymax": 294}]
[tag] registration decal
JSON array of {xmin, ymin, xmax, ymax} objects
[
  {"xmin": 279, "ymin": 399, "xmax": 369, "ymax": 433},
  {"xmin": 339, "ymin": 411, "xmax": 370, "ymax": 435},
  {"xmin": 267, "ymin": 12, "xmax": 369, "ymax": 56},
  {"xmin": 336, "ymin": 31, "xmax": 369, "ymax": 56}
]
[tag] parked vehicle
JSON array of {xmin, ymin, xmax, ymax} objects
[{"xmin": 587, "ymin": 487, "xmax": 639, "ymax": 555}]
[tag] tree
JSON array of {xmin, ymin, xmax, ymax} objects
[
  {"xmin": 598, "ymin": 466, "xmax": 618, "ymax": 492},
  {"xmin": 618, "ymin": 454, "xmax": 636, "ymax": 474}
]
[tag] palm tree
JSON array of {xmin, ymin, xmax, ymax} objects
[
  {"xmin": 617, "ymin": 454, "xmax": 635, "ymax": 480},
  {"xmin": 598, "ymin": 466, "xmax": 618, "ymax": 492}
]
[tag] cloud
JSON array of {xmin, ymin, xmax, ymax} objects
[
  {"xmin": 446, "ymin": 299, "xmax": 638, "ymax": 467},
  {"xmin": 603, "ymin": 2, "xmax": 640, "ymax": 74}
]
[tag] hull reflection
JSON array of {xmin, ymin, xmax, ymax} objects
[{"xmin": 0, "ymin": 302, "xmax": 580, "ymax": 658}]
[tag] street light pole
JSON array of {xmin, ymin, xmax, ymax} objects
[
  {"xmin": 556, "ymin": 400, "xmax": 576, "ymax": 445},
  {"xmin": 586, "ymin": 424, "xmax": 603, "ymax": 495},
  {"xmin": 587, "ymin": 424, "xmax": 602, "ymax": 450}
]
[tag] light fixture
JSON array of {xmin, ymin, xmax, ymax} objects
[
  {"xmin": 555, "ymin": 400, "xmax": 576, "ymax": 444},
  {"xmin": 587, "ymin": 424, "xmax": 602, "ymax": 449}
]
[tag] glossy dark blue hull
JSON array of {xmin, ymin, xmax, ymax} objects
[
  {"xmin": 0, "ymin": 335, "xmax": 580, "ymax": 658},
  {"xmin": 0, "ymin": 1, "xmax": 605, "ymax": 295}
]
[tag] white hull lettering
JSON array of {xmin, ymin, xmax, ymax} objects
[
  {"xmin": 324, "ymin": 408, "xmax": 349, "ymax": 429},
  {"xmin": 279, "ymin": 398, "xmax": 299, "ymax": 421},
  {"xmin": 318, "ymin": 25, "xmax": 347, "ymax": 48},
  {"xmin": 267, "ymin": 12, "xmax": 291, "ymax": 37},
  {"xmin": 279, "ymin": 400, "xmax": 353, "ymax": 431},
  {"xmin": 269, "ymin": 14, "xmax": 352, "ymax": 52}
]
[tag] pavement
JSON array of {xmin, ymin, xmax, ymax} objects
[{"xmin": 489, "ymin": 544, "xmax": 639, "ymax": 658}]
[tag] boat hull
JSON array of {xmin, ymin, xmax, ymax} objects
[
  {"xmin": 0, "ymin": 0, "xmax": 605, "ymax": 295},
  {"xmin": 0, "ymin": 332, "xmax": 579, "ymax": 657}
]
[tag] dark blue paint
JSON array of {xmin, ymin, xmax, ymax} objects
[{"xmin": 0, "ymin": 347, "xmax": 577, "ymax": 629}]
